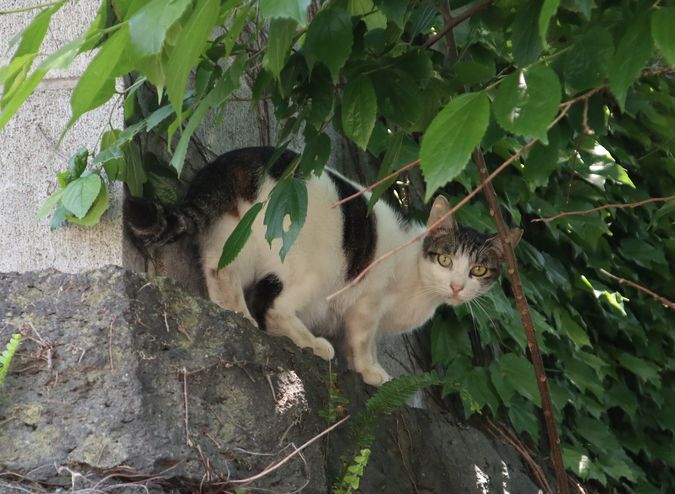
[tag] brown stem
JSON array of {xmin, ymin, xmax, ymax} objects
[
  {"xmin": 472, "ymin": 148, "xmax": 570, "ymax": 494},
  {"xmin": 532, "ymin": 194, "xmax": 675, "ymax": 223},
  {"xmin": 424, "ymin": 0, "xmax": 493, "ymax": 48},
  {"xmin": 600, "ymin": 269, "xmax": 675, "ymax": 310}
]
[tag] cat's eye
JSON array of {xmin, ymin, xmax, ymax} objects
[
  {"xmin": 437, "ymin": 254, "xmax": 452, "ymax": 268},
  {"xmin": 470, "ymin": 265, "xmax": 488, "ymax": 277}
]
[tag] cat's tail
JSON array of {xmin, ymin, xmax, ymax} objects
[{"xmin": 124, "ymin": 195, "xmax": 207, "ymax": 247}]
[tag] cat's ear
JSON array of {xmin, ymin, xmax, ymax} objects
[
  {"xmin": 427, "ymin": 195, "xmax": 457, "ymax": 233},
  {"xmin": 488, "ymin": 228, "xmax": 524, "ymax": 260}
]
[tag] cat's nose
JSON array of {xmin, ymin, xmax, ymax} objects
[{"xmin": 451, "ymin": 283, "xmax": 464, "ymax": 295}]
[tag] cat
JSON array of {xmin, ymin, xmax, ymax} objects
[{"xmin": 125, "ymin": 146, "xmax": 522, "ymax": 386}]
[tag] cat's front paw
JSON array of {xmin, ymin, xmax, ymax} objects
[
  {"xmin": 361, "ymin": 365, "xmax": 392, "ymax": 387},
  {"xmin": 312, "ymin": 337, "xmax": 335, "ymax": 361}
]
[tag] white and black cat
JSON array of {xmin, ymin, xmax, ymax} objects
[{"xmin": 125, "ymin": 147, "xmax": 522, "ymax": 386}]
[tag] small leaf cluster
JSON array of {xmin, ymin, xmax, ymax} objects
[
  {"xmin": 0, "ymin": 334, "xmax": 22, "ymax": 386},
  {"xmin": 333, "ymin": 448, "xmax": 371, "ymax": 494}
]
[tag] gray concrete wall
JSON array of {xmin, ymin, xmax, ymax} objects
[{"xmin": 0, "ymin": 0, "xmax": 124, "ymax": 272}]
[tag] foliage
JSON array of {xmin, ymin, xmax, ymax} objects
[
  {"xmin": 319, "ymin": 370, "xmax": 350, "ymax": 425},
  {"xmin": 333, "ymin": 448, "xmax": 371, "ymax": 494},
  {"xmin": 0, "ymin": 334, "xmax": 21, "ymax": 386},
  {"xmin": 1, "ymin": 0, "xmax": 674, "ymax": 492}
]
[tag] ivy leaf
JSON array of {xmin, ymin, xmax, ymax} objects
[
  {"xmin": 512, "ymin": 0, "xmax": 543, "ymax": 67},
  {"xmin": 61, "ymin": 174, "xmax": 102, "ymax": 219},
  {"xmin": 493, "ymin": 65, "xmax": 561, "ymax": 144},
  {"xmin": 218, "ymin": 202, "xmax": 264, "ymax": 269},
  {"xmin": 264, "ymin": 178, "xmax": 308, "ymax": 261},
  {"xmin": 562, "ymin": 28, "xmax": 614, "ymax": 93},
  {"xmin": 563, "ymin": 447, "xmax": 592, "ymax": 479},
  {"xmin": 538, "ymin": 0, "xmax": 559, "ymax": 47},
  {"xmin": 617, "ymin": 353, "xmax": 661, "ymax": 386},
  {"xmin": 651, "ymin": 7, "xmax": 675, "ymax": 66},
  {"xmin": 341, "ymin": 76, "xmax": 377, "ymax": 150},
  {"xmin": 494, "ymin": 353, "xmax": 540, "ymax": 405},
  {"xmin": 65, "ymin": 182, "xmax": 110, "ymax": 226},
  {"xmin": 165, "ymin": 0, "xmax": 220, "ymax": 119},
  {"xmin": 608, "ymin": 14, "xmax": 653, "ymax": 111},
  {"xmin": 128, "ymin": 0, "xmax": 191, "ymax": 58},
  {"xmin": 508, "ymin": 396, "xmax": 540, "ymax": 441},
  {"xmin": 263, "ymin": 18, "xmax": 297, "ymax": 79},
  {"xmin": 304, "ymin": 7, "xmax": 353, "ymax": 82},
  {"xmin": 260, "ymin": 0, "xmax": 310, "ymax": 25},
  {"xmin": 420, "ymin": 92, "xmax": 490, "ymax": 201}
]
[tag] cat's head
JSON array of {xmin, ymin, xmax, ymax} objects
[{"xmin": 419, "ymin": 195, "xmax": 522, "ymax": 306}]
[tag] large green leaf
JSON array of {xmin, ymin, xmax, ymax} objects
[
  {"xmin": 420, "ymin": 92, "xmax": 490, "ymax": 201},
  {"xmin": 304, "ymin": 7, "xmax": 353, "ymax": 82},
  {"xmin": 341, "ymin": 76, "xmax": 377, "ymax": 150},
  {"xmin": 218, "ymin": 202, "xmax": 264, "ymax": 269},
  {"xmin": 164, "ymin": 0, "xmax": 220, "ymax": 119},
  {"xmin": 61, "ymin": 174, "xmax": 102, "ymax": 219},
  {"xmin": 651, "ymin": 7, "xmax": 675, "ymax": 66},
  {"xmin": 538, "ymin": 0, "xmax": 559, "ymax": 46},
  {"xmin": 512, "ymin": 0, "xmax": 543, "ymax": 67},
  {"xmin": 493, "ymin": 65, "xmax": 561, "ymax": 143},
  {"xmin": 263, "ymin": 17, "xmax": 298, "ymax": 79},
  {"xmin": 608, "ymin": 14, "xmax": 653, "ymax": 111},
  {"xmin": 494, "ymin": 353, "xmax": 540, "ymax": 405},
  {"xmin": 128, "ymin": 0, "xmax": 191, "ymax": 58},
  {"xmin": 264, "ymin": 177, "xmax": 308, "ymax": 261},
  {"xmin": 65, "ymin": 182, "xmax": 110, "ymax": 226},
  {"xmin": 562, "ymin": 28, "xmax": 614, "ymax": 93},
  {"xmin": 260, "ymin": 0, "xmax": 310, "ymax": 25},
  {"xmin": 522, "ymin": 125, "xmax": 561, "ymax": 188}
]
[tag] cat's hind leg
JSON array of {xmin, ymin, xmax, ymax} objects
[{"xmin": 204, "ymin": 266, "xmax": 254, "ymax": 323}]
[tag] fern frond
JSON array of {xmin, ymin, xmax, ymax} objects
[{"xmin": 0, "ymin": 333, "xmax": 22, "ymax": 385}]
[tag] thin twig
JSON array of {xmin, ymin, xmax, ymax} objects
[
  {"xmin": 473, "ymin": 148, "xmax": 569, "ymax": 494},
  {"xmin": 332, "ymin": 159, "xmax": 420, "ymax": 208},
  {"xmin": 532, "ymin": 195, "xmax": 675, "ymax": 223},
  {"xmin": 600, "ymin": 269, "xmax": 675, "ymax": 310},
  {"xmin": 229, "ymin": 415, "xmax": 350, "ymax": 486},
  {"xmin": 424, "ymin": 0, "xmax": 493, "ymax": 48},
  {"xmin": 182, "ymin": 367, "xmax": 193, "ymax": 447}
]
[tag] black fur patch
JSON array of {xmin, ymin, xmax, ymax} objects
[
  {"xmin": 327, "ymin": 171, "xmax": 377, "ymax": 280},
  {"xmin": 245, "ymin": 274, "xmax": 284, "ymax": 330}
]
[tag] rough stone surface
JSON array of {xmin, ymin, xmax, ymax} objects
[{"xmin": 0, "ymin": 267, "xmax": 543, "ymax": 493}]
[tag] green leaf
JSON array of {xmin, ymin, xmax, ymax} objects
[
  {"xmin": 374, "ymin": 0, "xmax": 407, "ymax": 27},
  {"xmin": 264, "ymin": 178, "xmax": 308, "ymax": 261},
  {"xmin": 69, "ymin": 27, "xmax": 132, "ymax": 126},
  {"xmin": 562, "ymin": 28, "xmax": 614, "ymax": 93},
  {"xmin": 538, "ymin": 0, "xmax": 559, "ymax": 47},
  {"xmin": 370, "ymin": 69, "xmax": 423, "ymax": 131},
  {"xmin": 299, "ymin": 132, "xmax": 331, "ymax": 177},
  {"xmin": 341, "ymin": 76, "xmax": 377, "ymax": 150},
  {"xmin": 263, "ymin": 18, "xmax": 298, "ymax": 79},
  {"xmin": 508, "ymin": 396, "xmax": 540, "ymax": 441},
  {"xmin": 522, "ymin": 125, "xmax": 561, "ymax": 188},
  {"xmin": 101, "ymin": 130, "xmax": 126, "ymax": 181},
  {"xmin": 420, "ymin": 92, "xmax": 490, "ymax": 201},
  {"xmin": 651, "ymin": 7, "xmax": 675, "ymax": 65},
  {"xmin": 34, "ymin": 189, "xmax": 65, "ymax": 222},
  {"xmin": 555, "ymin": 308, "xmax": 591, "ymax": 348},
  {"xmin": 128, "ymin": 0, "xmax": 191, "ymax": 58},
  {"xmin": 304, "ymin": 7, "xmax": 353, "ymax": 82},
  {"xmin": 65, "ymin": 182, "xmax": 110, "ymax": 226},
  {"xmin": 165, "ymin": 0, "xmax": 220, "ymax": 119},
  {"xmin": 512, "ymin": 0, "xmax": 543, "ymax": 67},
  {"xmin": 260, "ymin": 0, "xmax": 310, "ymax": 25},
  {"xmin": 123, "ymin": 141, "xmax": 147, "ymax": 197},
  {"xmin": 61, "ymin": 174, "xmax": 102, "ymax": 219},
  {"xmin": 494, "ymin": 353, "xmax": 540, "ymax": 405},
  {"xmin": 218, "ymin": 202, "xmax": 264, "ymax": 269},
  {"xmin": 493, "ymin": 65, "xmax": 561, "ymax": 143},
  {"xmin": 563, "ymin": 447, "xmax": 592, "ymax": 479},
  {"xmin": 608, "ymin": 14, "xmax": 653, "ymax": 111},
  {"xmin": 68, "ymin": 148, "xmax": 89, "ymax": 179},
  {"xmin": 617, "ymin": 353, "xmax": 661, "ymax": 386}
]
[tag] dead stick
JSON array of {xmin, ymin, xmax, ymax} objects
[
  {"xmin": 229, "ymin": 414, "xmax": 350, "ymax": 485},
  {"xmin": 472, "ymin": 148, "xmax": 569, "ymax": 494},
  {"xmin": 600, "ymin": 269, "xmax": 675, "ymax": 310},
  {"xmin": 182, "ymin": 367, "xmax": 193, "ymax": 447},
  {"xmin": 532, "ymin": 195, "xmax": 675, "ymax": 223}
]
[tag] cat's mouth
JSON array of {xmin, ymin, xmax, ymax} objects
[{"xmin": 447, "ymin": 295, "xmax": 465, "ymax": 306}]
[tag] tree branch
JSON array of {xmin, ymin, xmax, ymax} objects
[
  {"xmin": 600, "ymin": 269, "xmax": 675, "ymax": 310},
  {"xmin": 472, "ymin": 148, "xmax": 570, "ymax": 494},
  {"xmin": 532, "ymin": 195, "xmax": 675, "ymax": 223},
  {"xmin": 424, "ymin": 0, "xmax": 493, "ymax": 48}
]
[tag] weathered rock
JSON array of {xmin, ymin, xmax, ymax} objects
[{"xmin": 0, "ymin": 267, "xmax": 543, "ymax": 493}]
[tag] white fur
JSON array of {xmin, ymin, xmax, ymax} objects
[{"xmin": 199, "ymin": 172, "xmax": 486, "ymax": 386}]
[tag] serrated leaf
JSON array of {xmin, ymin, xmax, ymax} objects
[
  {"xmin": 370, "ymin": 69, "xmax": 423, "ymax": 131},
  {"xmin": 260, "ymin": 0, "xmax": 310, "ymax": 25},
  {"xmin": 609, "ymin": 14, "xmax": 653, "ymax": 111},
  {"xmin": 495, "ymin": 353, "xmax": 540, "ymax": 405},
  {"xmin": 512, "ymin": 0, "xmax": 542, "ymax": 67},
  {"xmin": 304, "ymin": 8, "xmax": 353, "ymax": 82},
  {"xmin": 420, "ymin": 92, "xmax": 490, "ymax": 201},
  {"xmin": 493, "ymin": 65, "xmax": 561, "ymax": 143},
  {"xmin": 65, "ymin": 182, "xmax": 110, "ymax": 226},
  {"xmin": 263, "ymin": 18, "xmax": 297, "ymax": 79},
  {"xmin": 165, "ymin": 0, "xmax": 220, "ymax": 119},
  {"xmin": 617, "ymin": 353, "xmax": 661, "ymax": 386},
  {"xmin": 264, "ymin": 178, "xmax": 308, "ymax": 261},
  {"xmin": 508, "ymin": 396, "xmax": 540, "ymax": 440},
  {"xmin": 538, "ymin": 0, "xmax": 559, "ymax": 47},
  {"xmin": 61, "ymin": 174, "xmax": 102, "ymax": 219},
  {"xmin": 522, "ymin": 125, "xmax": 561, "ymax": 188},
  {"xmin": 341, "ymin": 76, "xmax": 377, "ymax": 150},
  {"xmin": 651, "ymin": 7, "xmax": 675, "ymax": 66},
  {"xmin": 34, "ymin": 189, "xmax": 65, "ymax": 222},
  {"xmin": 299, "ymin": 132, "xmax": 331, "ymax": 177},
  {"xmin": 218, "ymin": 202, "xmax": 264, "ymax": 269},
  {"xmin": 562, "ymin": 28, "xmax": 614, "ymax": 93},
  {"xmin": 128, "ymin": 0, "xmax": 191, "ymax": 58},
  {"xmin": 374, "ymin": 0, "xmax": 407, "ymax": 27},
  {"xmin": 68, "ymin": 148, "xmax": 89, "ymax": 179}
]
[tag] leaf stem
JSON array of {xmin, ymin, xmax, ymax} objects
[{"xmin": 0, "ymin": 1, "xmax": 62, "ymax": 15}]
